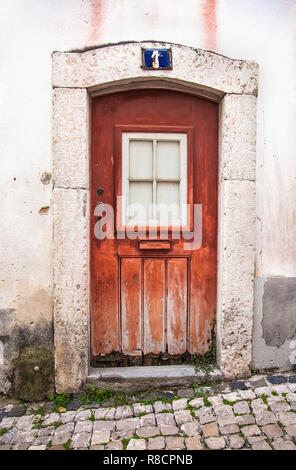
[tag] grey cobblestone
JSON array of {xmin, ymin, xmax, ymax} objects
[
  {"xmin": 269, "ymin": 401, "xmax": 290, "ymax": 413},
  {"xmin": 205, "ymin": 436, "xmax": 226, "ymax": 450},
  {"xmin": 133, "ymin": 403, "xmax": 153, "ymax": 415},
  {"xmin": 166, "ymin": 437, "xmax": 185, "ymax": 450},
  {"xmin": 155, "ymin": 412, "xmax": 175, "ymax": 427},
  {"xmin": 51, "ymin": 432, "xmax": 72, "ymax": 446},
  {"xmin": 140, "ymin": 413, "xmax": 156, "ymax": 427},
  {"xmin": 75, "ymin": 420, "xmax": 93, "ymax": 433},
  {"xmin": 91, "ymin": 431, "xmax": 110, "ymax": 445},
  {"xmin": 127, "ymin": 439, "xmax": 146, "ymax": 450},
  {"xmin": 199, "ymin": 413, "xmax": 216, "ymax": 424},
  {"xmin": 153, "ymin": 401, "xmax": 172, "ymax": 413},
  {"xmin": 105, "ymin": 440, "xmax": 123, "ymax": 450},
  {"xmin": 74, "ymin": 410, "xmax": 91, "ymax": 421},
  {"xmin": 229, "ymin": 434, "xmax": 245, "ymax": 449},
  {"xmin": 1, "ymin": 372, "xmax": 296, "ymax": 451},
  {"xmin": 93, "ymin": 420, "xmax": 115, "ymax": 432},
  {"xmin": 148, "ymin": 436, "xmax": 165, "ymax": 450},
  {"xmin": 255, "ymin": 411, "xmax": 277, "ymax": 426},
  {"xmin": 114, "ymin": 406, "xmax": 133, "ymax": 420},
  {"xmin": 180, "ymin": 421, "xmax": 201, "ymax": 436},
  {"xmin": 71, "ymin": 432, "xmax": 91, "ymax": 449},
  {"xmin": 233, "ymin": 401, "xmax": 250, "ymax": 415},
  {"xmin": 136, "ymin": 426, "xmax": 160, "ymax": 438},
  {"xmin": 160, "ymin": 424, "xmax": 179, "ymax": 435},
  {"xmin": 219, "ymin": 423, "xmax": 240, "ymax": 434},
  {"xmin": 241, "ymin": 424, "xmax": 262, "ymax": 437},
  {"xmin": 172, "ymin": 399, "xmax": 188, "ymax": 411},
  {"xmin": 116, "ymin": 417, "xmax": 140, "ymax": 432},
  {"xmin": 252, "ymin": 440, "xmax": 272, "ymax": 450},
  {"xmin": 174, "ymin": 410, "xmax": 193, "ymax": 425}
]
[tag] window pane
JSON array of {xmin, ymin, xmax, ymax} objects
[
  {"xmin": 129, "ymin": 140, "xmax": 153, "ymax": 179},
  {"xmin": 157, "ymin": 141, "xmax": 180, "ymax": 179},
  {"xmin": 129, "ymin": 182, "xmax": 153, "ymax": 221},
  {"xmin": 156, "ymin": 182, "xmax": 180, "ymax": 222}
]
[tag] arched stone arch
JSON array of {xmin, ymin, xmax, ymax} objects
[{"xmin": 52, "ymin": 41, "xmax": 258, "ymax": 393}]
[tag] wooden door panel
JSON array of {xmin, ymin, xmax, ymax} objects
[
  {"xmin": 91, "ymin": 242, "xmax": 119, "ymax": 356},
  {"xmin": 143, "ymin": 258, "xmax": 165, "ymax": 354},
  {"xmin": 167, "ymin": 258, "xmax": 188, "ymax": 355},
  {"xmin": 121, "ymin": 258, "xmax": 142, "ymax": 356}
]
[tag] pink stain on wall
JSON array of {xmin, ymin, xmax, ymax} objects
[
  {"xmin": 201, "ymin": 0, "xmax": 217, "ymax": 51},
  {"xmin": 87, "ymin": 0, "xmax": 104, "ymax": 46}
]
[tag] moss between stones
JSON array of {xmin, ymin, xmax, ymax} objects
[{"xmin": 10, "ymin": 346, "xmax": 54, "ymax": 402}]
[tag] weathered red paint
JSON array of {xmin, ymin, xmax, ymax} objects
[
  {"xmin": 201, "ymin": 0, "xmax": 217, "ymax": 51},
  {"xmin": 87, "ymin": 0, "xmax": 104, "ymax": 45},
  {"xmin": 91, "ymin": 89, "xmax": 218, "ymax": 361}
]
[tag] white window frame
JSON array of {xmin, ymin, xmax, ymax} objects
[{"xmin": 121, "ymin": 132, "xmax": 187, "ymax": 228}]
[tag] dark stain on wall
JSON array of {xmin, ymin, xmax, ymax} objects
[
  {"xmin": 0, "ymin": 308, "xmax": 54, "ymax": 401},
  {"xmin": 262, "ymin": 278, "xmax": 296, "ymax": 347}
]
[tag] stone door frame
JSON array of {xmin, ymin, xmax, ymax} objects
[{"xmin": 52, "ymin": 41, "xmax": 258, "ymax": 393}]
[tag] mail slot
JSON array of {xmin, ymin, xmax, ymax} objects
[{"xmin": 139, "ymin": 240, "xmax": 171, "ymax": 250}]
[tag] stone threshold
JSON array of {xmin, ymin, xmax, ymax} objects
[{"xmin": 87, "ymin": 365, "xmax": 223, "ymax": 392}]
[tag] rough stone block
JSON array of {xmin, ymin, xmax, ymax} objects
[
  {"xmin": 148, "ymin": 437, "xmax": 165, "ymax": 450},
  {"xmin": 165, "ymin": 437, "xmax": 185, "ymax": 450},
  {"xmin": 205, "ymin": 437, "xmax": 226, "ymax": 450},
  {"xmin": 220, "ymin": 94, "xmax": 256, "ymax": 181},
  {"xmin": 91, "ymin": 431, "xmax": 110, "ymax": 445},
  {"xmin": 217, "ymin": 180, "xmax": 256, "ymax": 379},
  {"xmin": 53, "ymin": 88, "xmax": 89, "ymax": 189},
  {"xmin": 201, "ymin": 422, "xmax": 219, "ymax": 437},
  {"xmin": 52, "ymin": 43, "xmax": 258, "ymax": 96},
  {"xmin": 185, "ymin": 436, "xmax": 203, "ymax": 450},
  {"xmin": 126, "ymin": 439, "xmax": 146, "ymax": 450},
  {"xmin": 53, "ymin": 188, "xmax": 89, "ymax": 394},
  {"xmin": 136, "ymin": 426, "xmax": 160, "ymax": 438}
]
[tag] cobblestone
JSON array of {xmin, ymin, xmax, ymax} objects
[
  {"xmin": 251, "ymin": 440, "xmax": 272, "ymax": 450},
  {"xmin": 136, "ymin": 426, "xmax": 159, "ymax": 438},
  {"xmin": 147, "ymin": 436, "xmax": 165, "ymax": 450},
  {"xmin": 229, "ymin": 434, "xmax": 245, "ymax": 449},
  {"xmin": 165, "ymin": 437, "xmax": 185, "ymax": 450},
  {"xmin": 205, "ymin": 437, "xmax": 226, "ymax": 450},
  {"xmin": 262, "ymin": 423, "xmax": 283, "ymax": 439},
  {"xmin": 185, "ymin": 436, "xmax": 203, "ymax": 450},
  {"xmin": 126, "ymin": 439, "xmax": 146, "ymax": 450},
  {"xmin": 0, "ymin": 372, "xmax": 296, "ymax": 450},
  {"xmin": 174, "ymin": 410, "xmax": 192, "ymax": 425},
  {"xmin": 160, "ymin": 424, "xmax": 179, "ymax": 435},
  {"xmin": 255, "ymin": 411, "xmax": 277, "ymax": 426}
]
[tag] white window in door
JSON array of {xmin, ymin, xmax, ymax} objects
[{"xmin": 121, "ymin": 133, "xmax": 187, "ymax": 227}]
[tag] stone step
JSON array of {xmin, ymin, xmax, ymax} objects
[{"xmin": 86, "ymin": 365, "xmax": 223, "ymax": 392}]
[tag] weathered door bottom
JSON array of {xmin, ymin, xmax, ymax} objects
[{"xmin": 92, "ymin": 352, "xmax": 196, "ymax": 367}]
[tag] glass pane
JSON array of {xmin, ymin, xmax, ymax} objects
[
  {"xmin": 128, "ymin": 182, "xmax": 153, "ymax": 221},
  {"xmin": 129, "ymin": 140, "xmax": 153, "ymax": 179},
  {"xmin": 156, "ymin": 182, "xmax": 180, "ymax": 222},
  {"xmin": 157, "ymin": 141, "xmax": 180, "ymax": 179}
]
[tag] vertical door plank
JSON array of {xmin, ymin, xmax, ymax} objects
[
  {"xmin": 167, "ymin": 258, "xmax": 188, "ymax": 354},
  {"xmin": 121, "ymin": 258, "xmax": 142, "ymax": 356},
  {"xmin": 91, "ymin": 242, "xmax": 119, "ymax": 356},
  {"xmin": 143, "ymin": 258, "xmax": 165, "ymax": 354}
]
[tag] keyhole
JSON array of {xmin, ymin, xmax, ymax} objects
[{"xmin": 97, "ymin": 188, "xmax": 104, "ymax": 196}]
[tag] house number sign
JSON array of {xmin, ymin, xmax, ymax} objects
[{"xmin": 141, "ymin": 48, "xmax": 172, "ymax": 70}]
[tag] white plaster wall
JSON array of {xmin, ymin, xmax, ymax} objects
[{"xmin": 0, "ymin": 0, "xmax": 296, "ymax": 388}]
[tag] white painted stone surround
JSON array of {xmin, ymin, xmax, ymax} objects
[{"xmin": 52, "ymin": 42, "xmax": 258, "ymax": 393}]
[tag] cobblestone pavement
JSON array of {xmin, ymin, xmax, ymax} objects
[{"xmin": 0, "ymin": 372, "xmax": 296, "ymax": 451}]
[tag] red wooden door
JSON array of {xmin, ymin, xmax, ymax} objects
[{"xmin": 91, "ymin": 89, "xmax": 218, "ymax": 366}]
